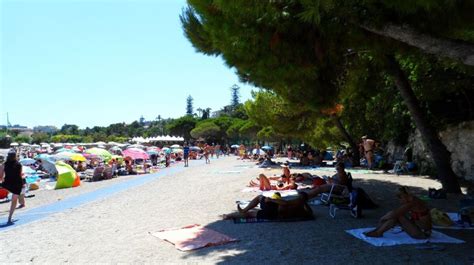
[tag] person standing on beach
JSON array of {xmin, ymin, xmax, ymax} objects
[
  {"xmin": 287, "ymin": 145, "xmax": 293, "ymax": 160},
  {"xmin": 183, "ymin": 143, "xmax": 190, "ymax": 167},
  {"xmin": 0, "ymin": 150, "xmax": 25, "ymax": 225},
  {"xmin": 204, "ymin": 144, "xmax": 211, "ymax": 164},
  {"xmin": 362, "ymin": 135, "xmax": 375, "ymax": 169}
]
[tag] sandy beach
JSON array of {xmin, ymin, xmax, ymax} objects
[{"xmin": 1, "ymin": 156, "xmax": 473, "ymax": 264}]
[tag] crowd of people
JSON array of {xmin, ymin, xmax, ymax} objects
[{"xmin": 2, "ymin": 140, "xmax": 435, "ymax": 239}]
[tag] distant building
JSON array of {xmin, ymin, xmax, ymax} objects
[{"xmin": 33, "ymin": 125, "xmax": 58, "ymax": 134}]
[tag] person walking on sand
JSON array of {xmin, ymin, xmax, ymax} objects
[
  {"xmin": 183, "ymin": 143, "xmax": 190, "ymax": 167},
  {"xmin": 0, "ymin": 150, "xmax": 25, "ymax": 225},
  {"xmin": 362, "ymin": 135, "xmax": 375, "ymax": 169},
  {"xmin": 204, "ymin": 144, "xmax": 211, "ymax": 164}
]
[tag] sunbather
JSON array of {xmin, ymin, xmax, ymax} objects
[
  {"xmin": 307, "ymin": 162, "xmax": 350, "ymax": 199},
  {"xmin": 222, "ymin": 191, "xmax": 313, "ymax": 220},
  {"xmin": 364, "ymin": 186, "xmax": 432, "ymax": 239},
  {"xmin": 249, "ymin": 164, "xmax": 298, "ymax": 191}
]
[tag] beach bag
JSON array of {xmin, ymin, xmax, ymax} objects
[
  {"xmin": 431, "ymin": 208, "xmax": 453, "ymax": 227},
  {"xmin": 29, "ymin": 182, "xmax": 39, "ymax": 191},
  {"xmin": 0, "ymin": 188, "xmax": 8, "ymax": 199}
]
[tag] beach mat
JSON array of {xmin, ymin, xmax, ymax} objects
[
  {"xmin": 233, "ymin": 216, "xmax": 314, "ymax": 224},
  {"xmin": 433, "ymin": 212, "xmax": 474, "ymax": 230},
  {"xmin": 346, "ymin": 227, "xmax": 465, "ymax": 246},
  {"xmin": 151, "ymin": 224, "xmax": 238, "ymax": 251}
]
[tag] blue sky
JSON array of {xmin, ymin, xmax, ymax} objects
[{"xmin": 0, "ymin": 0, "xmax": 255, "ymax": 129}]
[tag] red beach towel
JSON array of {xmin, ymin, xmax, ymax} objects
[{"xmin": 151, "ymin": 224, "xmax": 238, "ymax": 251}]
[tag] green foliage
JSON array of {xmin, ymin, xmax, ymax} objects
[
  {"xmin": 190, "ymin": 121, "xmax": 221, "ymax": 141},
  {"xmin": 31, "ymin": 132, "xmax": 50, "ymax": 144},
  {"xmin": 13, "ymin": 134, "xmax": 32, "ymax": 144},
  {"xmin": 0, "ymin": 132, "xmax": 12, "ymax": 148},
  {"xmin": 166, "ymin": 115, "xmax": 198, "ymax": 140},
  {"xmin": 51, "ymin": 134, "xmax": 83, "ymax": 143}
]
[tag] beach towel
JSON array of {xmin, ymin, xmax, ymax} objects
[
  {"xmin": 151, "ymin": 224, "xmax": 238, "ymax": 251},
  {"xmin": 346, "ymin": 227, "xmax": 464, "ymax": 246},
  {"xmin": 233, "ymin": 216, "xmax": 314, "ymax": 224},
  {"xmin": 433, "ymin": 213, "xmax": 474, "ymax": 230}
]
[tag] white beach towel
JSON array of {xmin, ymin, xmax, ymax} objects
[
  {"xmin": 346, "ymin": 227, "xmax": 465, "ymax": 246},
  {"xmin": 433, "ymin": 212, "xmax": 474, "ymax": 230}
]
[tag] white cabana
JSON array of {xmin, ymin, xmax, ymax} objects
[{"xmin": 130, "ymin": 135, "xmax": 185, "ymax": 143}]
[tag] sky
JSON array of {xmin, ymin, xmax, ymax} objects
[{"xmin": 0, "ymin": 0, "xmax": 256, "ymax": 129}]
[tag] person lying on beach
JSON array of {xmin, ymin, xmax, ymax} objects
[
  {"xmin": 221, "ymin": 192, "xmax": 313, "ymax": 220},
  {"xmin": 306, "ymin": 163, "xmax": 350, "ymax": 199},
  {"xmin": 249, "ymin": 164, "xmax": 298, "ymax": 191},
  {"xmin": 363, "ymin": 186, "xmax": 432, "ymax": 239}
]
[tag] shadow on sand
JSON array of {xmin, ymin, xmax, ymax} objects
[{"xmin": 177, "ymin": 178, "xmax": 473, "ymax": 264}]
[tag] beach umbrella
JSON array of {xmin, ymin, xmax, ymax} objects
[
  {"xmin": 20, "ymin": 158, "xmax": 36, "ymax": 166},
  {"xmin": 86, "ymin": 148, "xmax": 112, "ymax": 161},
  {"xmin": 55, "ymin": 148, "xmax": 76, "ymax": 153},
  {"xmin": 231, "ymin": 144, "xmax": 239, "ymax": 148},
  {"xmin": 54, "ymin": 152, "xmax": 86, "ymax": 162},
  {"xmin": 261, "ymin": 145, "xmax": 273, "ymax": 150},
  {"xmin": 252, "ymin": 149, "xmax": 266, "ymax": 155},
  {"xmin": 36, "ymin": 156, "xmax": 57, "ymax": 175},
  {"xmin": 55, "ymin": 161, "xmax": 78, "ymax": 189},
  {"xmin": 51, "ymin": 152, "xmax": 72, "ymax": 161},
  {"xmin": 170, "ymin": 144, "xmax": 181, "ymax": 148},
  {"xmin": 21, "ymin": 143, "xmax": 30, "ymax": 146},
  {"xmin": 147, "ymin": 150, "xmax": 160, "ymax": 155},
  {"xmin": 109, "ymin": 146, "xmax": 122, "ymax": 152},
  {"xmin": 171, "ymin": 148, "xmax": 183, "ymax": 154},
  {"xmin": 127, "ymin": 144, "xmax": 145, "ymax": 150},
  {"xmin": 190, "ymin": 146, "xmax": 201, "ymax": 151},
  {"xmin": 122, "ymin": 148, "xmax": 149, "ymax": 160},
  {"xmin": 10, "ymin": 142, "xmax": 19, "ymax": 147}
]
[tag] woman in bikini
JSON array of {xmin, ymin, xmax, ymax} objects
[
  {"xmin": 364, "ymin": 186, "xmax": 432, "ymax": 239},
  {"xmin": 249, "ymin": 164, "xmax": 298, "ymax": 191}
]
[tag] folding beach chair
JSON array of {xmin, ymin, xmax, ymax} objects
[{"xmin": 320, "ymin": 173, "xmax": 360, "ymax": 218}]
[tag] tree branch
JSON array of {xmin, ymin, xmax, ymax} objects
[{"xmin": 361, "ymin": 24, "xmax": 474, "ymax": 66}]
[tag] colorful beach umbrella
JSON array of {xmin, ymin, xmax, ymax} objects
[
  {"xmin": 86, "ymin": 148, "xmax": 112, "ymax": 160},
  {"xmin": 55, "ymin": 161, "xmax": 79, "ymax": 189},
  {"xmin": 122, "ymin": 148, "xmax": 149, "ymax": 160}
]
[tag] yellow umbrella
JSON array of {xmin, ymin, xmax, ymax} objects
[{"xmin": 69, "ymin": 153, "xmax": 86, "ymax": 162}]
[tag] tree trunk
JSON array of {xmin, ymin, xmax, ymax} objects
[
  {"xmin": 385, "ymin": 55, "xmax": 461, "ymax": 193},
  {"xmin": 361, "ymin": 24, "xmax": 474, "ymax": 66},
  {"xmin": 332, "ymin": 116, "xmax": 360, "ymax": 167}
]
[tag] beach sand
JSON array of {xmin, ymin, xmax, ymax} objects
[{"xmin": 1, "ymin": 157, "xmax": 473, "ymax": 264}]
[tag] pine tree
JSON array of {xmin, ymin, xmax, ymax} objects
[
  {"xmin": 230, "ymin": 84, "xmax": 240, "ymax": 110},
  {"xmin": 186, "ymin": 95, "xmax": 194, "ymax": 116}
]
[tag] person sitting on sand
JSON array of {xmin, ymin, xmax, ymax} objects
[
  {"xmin": 249, "ymin": 164, "xmax": 297, "ymax": 191},
  {"xmin": 364, "ymin": 186, "xmax": 432, "ymax": 239},
  {"xmin": 306, "ymin": 162, "xmax": 350, "ymax": 199},
  {"xmin": 222, "ymin": 191, "xmax": 313, "ymax": 220}
]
